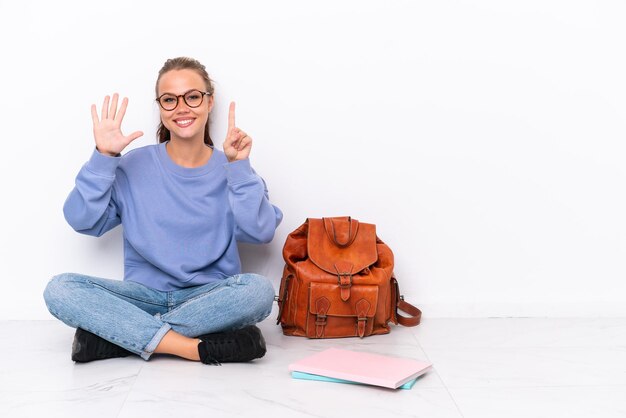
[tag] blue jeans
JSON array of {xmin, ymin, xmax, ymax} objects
[{"xmin": 43, "ymin": 273, "xmax": 275, "ymax": 360}]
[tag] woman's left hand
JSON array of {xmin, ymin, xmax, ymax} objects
[{"xmin": 223, "ymin": 102, "xmax": 252, "ymax": 162}]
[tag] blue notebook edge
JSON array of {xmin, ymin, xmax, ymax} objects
[{"xmin": 291, "ymin": 371, "xmax": 417, "ymax": 389}]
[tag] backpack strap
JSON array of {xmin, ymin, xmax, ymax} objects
[
  {"xmin": 393, "ymin": 276, "xmax": 422, "ymax": 327},
  {"xmin": 275, "ymin": 273, "xmax": 293, "ymax": 325},
  {"xmin": 397, "ymin": 298, "xmax": 422, "ymax": 326}
]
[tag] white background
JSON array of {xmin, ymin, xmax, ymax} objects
[{"xmin": 0, "ymin": 0, "xmax": 624, "ymax": 319}]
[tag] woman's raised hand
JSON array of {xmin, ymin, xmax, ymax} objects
[
  {"xmin": 223, "ymin": 102, "xmax": 252, "ymax": 162},
  {"xmin": 91, "ymin": 93, "xmax": 143, "ymax": 156}
]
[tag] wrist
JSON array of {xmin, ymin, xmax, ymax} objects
[{"xmin": 96, "ymin": 146, "xmax": 120, "ymax": 157}]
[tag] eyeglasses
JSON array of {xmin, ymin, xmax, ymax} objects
[{"xmin": 156, "ymin": 89, "xmax": 212, "ymax": 111}]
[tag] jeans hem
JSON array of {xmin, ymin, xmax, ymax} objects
[{"xmin": 141, "ymin": 323, "xmax": 172, "ymax": 360}]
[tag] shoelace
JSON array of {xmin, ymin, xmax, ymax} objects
[
  {"xmin": 204, "ymin": 330, "xmax": 262, "ymax": 365},
  {"xmin": 199, "ymin": 337, "xmax": 242, "ymax": 366},
  {"xmin": 198, "ymin": 326, "xmax": 266, "ymax": 365}
]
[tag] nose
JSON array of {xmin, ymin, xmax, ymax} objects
[{"xmin": 174, "ymin": 99, "xmax": 191, "ymax": 112}]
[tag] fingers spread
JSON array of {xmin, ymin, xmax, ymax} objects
[
  {"xmin": 101, "ymin": 95, "xmax": 110, "ymax": 120},
  {"xmin": 127, "ymin": 131, "xmax": 144, "ymax": 142},
  {"xmin": 110, "ymin": 93, "xmax": 119, "ymax": 120},
  {"xmin": 116, "ymin": 97, "xmax": 129, "ymax": 124},
  {"xmin": 91, "ymin": 104, "xmax": 99, "ymax": 125}
]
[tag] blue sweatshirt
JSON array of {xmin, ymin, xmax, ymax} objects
[{"xmin": 64, "ymin": 141, "xmax": 283, "ymax": 291}]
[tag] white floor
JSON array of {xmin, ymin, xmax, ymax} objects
[{"xmin": 1, "ymin": 313, "xmax": 625, "ymax": 418}]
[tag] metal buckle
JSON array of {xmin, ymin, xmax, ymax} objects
[
  {"xmin": 337, "ymin": 273, "xmax": 352, "ymax": 288},
  {"xmin": 315, "ymin": 313, "xmax": 327, "ymax": 326}
]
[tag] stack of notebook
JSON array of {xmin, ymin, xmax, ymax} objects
[{"xmin": 288, "ymin": 348, "xmax": 432, "ymax": 390}]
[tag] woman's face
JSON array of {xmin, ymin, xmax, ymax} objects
[{"xmin": 157, "ymin": 69, "xmax": 213, "ymax": 142}]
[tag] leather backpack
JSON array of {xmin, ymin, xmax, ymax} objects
[{"xmin": 276, "ymin": 216, "xmax": 421, "ymax": 338}]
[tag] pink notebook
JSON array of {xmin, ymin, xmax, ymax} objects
[{"xmin": 288, "ymin": 348, "xmax": 432, "ymax": 389}]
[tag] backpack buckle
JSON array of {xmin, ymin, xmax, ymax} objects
[{"xmin": 337, "ymin": 272, "xmax": 352, "ymax": 288}]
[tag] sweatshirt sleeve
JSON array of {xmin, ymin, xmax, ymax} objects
[
  {"xmin": 225, "ymin": 159, "xmax": 283, "ymax": 244},
  {"xmin": 63, "ymin": 148, "xmax": 122, "ymax": 237}
]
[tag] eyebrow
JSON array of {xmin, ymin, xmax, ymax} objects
[{"xmin": 158, "ymin": 88, "xmax": 204, "ymax": 97}]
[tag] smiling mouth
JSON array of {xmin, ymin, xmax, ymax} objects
[{"xmin": 174, "ymin": 119, "xmax": 194, "ymax": 127}]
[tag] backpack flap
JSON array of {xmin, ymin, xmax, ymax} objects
[
  {"xmin": 307, "ymin": 217, "xmax": 378, "ymax": 299},
  {"xmin": 307, "ymin": 282, "xmax": 379, "ymax": 338}
]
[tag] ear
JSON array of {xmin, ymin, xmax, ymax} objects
[{"xmin": 207, "ymin": 95, "xmax": 215, "ymax": 113}]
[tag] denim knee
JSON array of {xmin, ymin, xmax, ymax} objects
[
  {"xmin": 242, "ymin": 273, "xmax": 275, "ymax": 314},
  {"xmin": 43, "ymin": 273, "xmax": 83, "ymax": 315},
  {"xmin": 227, "ymin": 273, "xmax": 275, "ymax": 323},
  {"xmin": 43, "ymin": 273, "xmax": 64, "ymax": 311}
]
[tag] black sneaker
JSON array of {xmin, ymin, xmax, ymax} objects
[
  {"xmin": 197, "ymin": 325, "xmax": 267, "ymax": 365},
  {"xmin": 71, "ymin": 328, "xmax": 133, "ymax": 363}
]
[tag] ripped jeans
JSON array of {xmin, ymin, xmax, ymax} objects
[{"xmin": 43, "ymin": 272, "xmax": 275, "ymax": 360}]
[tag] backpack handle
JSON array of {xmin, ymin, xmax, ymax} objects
[
  {"xmin": 392, "ymin": 276, "xmax": 422, "ymax": 327},
  {"xmin": 323, "ymin": 216, "xmax": 359, "ymax": 247},
  {"xmin": 397, "ymin": 298, "xmax": 422, "ymax": 326}
]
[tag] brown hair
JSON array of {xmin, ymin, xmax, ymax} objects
[{"xmin": 155, "ymin": 57, "xmax": 215, "ymax": 146}]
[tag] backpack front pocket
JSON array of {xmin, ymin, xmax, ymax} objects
[{"xmin": 306, "ymin": 282, "xmax": 379, "ymax": 338}]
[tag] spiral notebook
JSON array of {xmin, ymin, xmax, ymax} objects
[{"xmin": 288, "ymin": 348, "xmax": 432, "ymax": 389}]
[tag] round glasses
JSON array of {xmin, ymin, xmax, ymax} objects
[{"xmin": 156, "ymin": 89, "xmax": 212, "ymax": 111}]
